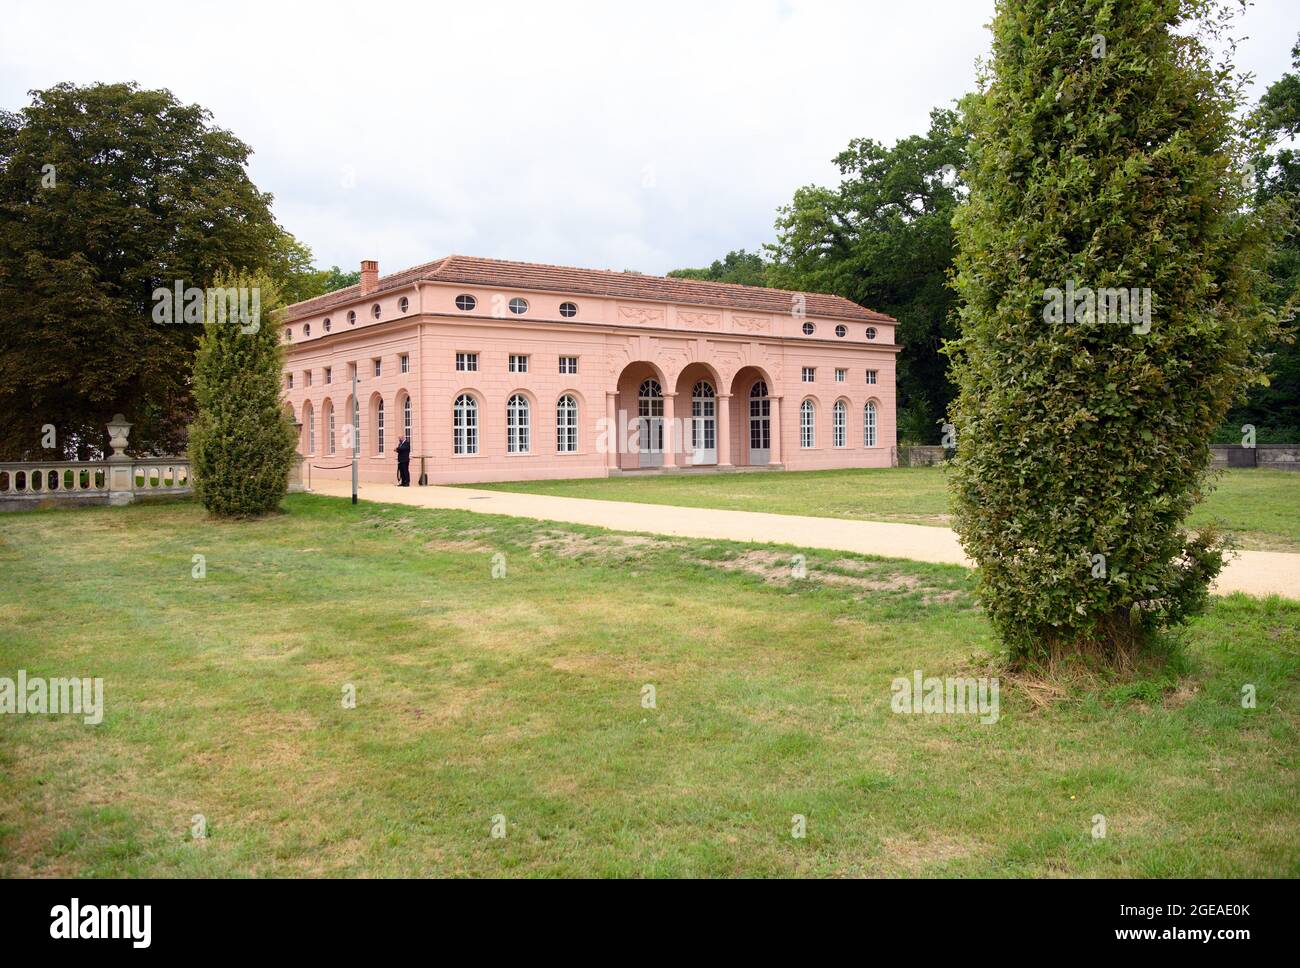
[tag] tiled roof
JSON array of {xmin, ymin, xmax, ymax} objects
[{"xmin": 282, "ymin": 255, "xmax": 893, "ymax": 323}]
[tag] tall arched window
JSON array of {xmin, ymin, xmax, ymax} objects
[
  {"xmin": 864, "ymin": 401, "xmax": 878, "ymax": 448},
  {"xmin": 749, "ymin": 380, "xmax": 770, "ymax": 459},
  {"xmin": 556, "ymin": 394, "xmax": 578, "ymax": 453},
  {"xmin": 303, "ymin": 401, "xmax": 315, "ymax": 453},
  {"xmin": 507, "ymin": 394, "xmax": 531, "ymax": 453},
  {"xmin": 350, "ymin": 397, "xmax": 360, "ymax": 453},
  {"xmin": 638, "ymin": 379, "xmax": 664, "ymax": 454},
  {"xmin": 325, "ymin": 401, "xmax": 336, "ymax": 455},
  {"xmin": 800, "ymin": 399, "xmax": 816, "ymax": 449},
  {"xmin": 453, "ymin": 394, "xmax": 478, "ymax": 455},
  {"xmin": 691, "ymin": 380, "xmax": 716, "ymax": 462},
  {"xmin": 375, "ymin": 397, "xmax": 385, "ymax": 454},
  {"xmin": 832, "ymin": 400, "xmax": 846, "ymax": 448},
  {"xmin": 402, "ymin": 394, "xmax": 412, "ymax": 440}
]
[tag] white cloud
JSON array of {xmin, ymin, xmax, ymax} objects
[{"xmin": 2, "ymin": 0, "xmax": 1295, "ymax": 276}]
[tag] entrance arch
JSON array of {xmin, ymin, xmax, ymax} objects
[
  {"xmin": 614, "ymin": 361, "xmax": 669, "ymax": 469},
  {"xmin": 674, "ymin": 362, "xmax": 723, "ymax": 466},
  {"xmin": 729, "ymin": 366, "xmax": 777, "ymax": 466}
]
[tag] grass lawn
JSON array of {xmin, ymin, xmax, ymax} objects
[
  {"xmin": 468, "ymin": 466, "xmax": 1300, "ymax": 552},
  {"xmin": 1, "ymin": 495, "xmax": 1297, "ymax": 877}
]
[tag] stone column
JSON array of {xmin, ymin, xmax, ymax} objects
[
  {"xmin": 662, "ymin": 392, "xmax": 677, "ymax": 469},
  {"xmin": 605, "ymin": 392, "xmax": 618, "ymax": 473},
  {"xmin": 769, "ymin": 396, "xmax": 782, "ymax": 466},
  {"xmin": 105, "ymin": 413, "xmax": 135, "ymax": 506},
  {"xmin": 717, "ymin": 393, "xmax": 732, "ymax": 468}
]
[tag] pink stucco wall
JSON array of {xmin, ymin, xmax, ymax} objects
[{"xmin": 280, "ymin": 267, "xmax": 898, "ymax": 485}]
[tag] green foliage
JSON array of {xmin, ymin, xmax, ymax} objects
[
  {"xmin": 667, "ymin": 249, "xmax": 768, "ymax": 286},
  {"xmin": 1225, "ymin": 33, "xmax": 1300, "ymax": 440},
  {"xmin": 0, "ymin": 82, "xmax": 289, "ymax": 459},
  {"xmin": 947, "ymin": 0, "xmax": 1283, "ymax": 662},
  {"xmin": 767, "ymin": 109, "xmax": 966, "ymax": 442},
  {"xmin": 187, "ymin": 272, "xmax": 297, "ymax": 517}
]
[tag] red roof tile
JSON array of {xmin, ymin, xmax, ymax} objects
[{"xmin": 283, "ymin": 255, "xmax": 893, "ymax": 323}]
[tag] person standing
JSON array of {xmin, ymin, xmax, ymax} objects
[{"xmin": 396, "ymin": 433, "xmax": 411, "ymax": 486}]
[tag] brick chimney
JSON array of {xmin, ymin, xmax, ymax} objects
[{"xmin": 360, "ymin": 260, "xmax": 379, "ymax": 294}]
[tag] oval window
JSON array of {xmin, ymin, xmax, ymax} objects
[
  {"xmin": 347, "ymin": 310, "xmax": 356, "ymax": 325},
  {"xmin": 399, "ymin": 296, "xmax": 409, "ymax": 313},
  {"xmin": 323, "ymin": 317, "xmax": 332, "ymax": 332},
  {"xmin": 371, "ymin": 303, "xmax": 381, "ymax": 319},
  {"xmin": 801, "ymin": 322, "xmax": 815, "ymax": 336},
  {"xmin": 835, "ymin": 324, "xmax": 847, "ymax": 337},
  {"xmin": 303, "ymin": 322, "xmax": 311, "ymax": 336},
  {"xmin": 866, "ymin": 326, "xmax": 878, "ymax": 340},
  {"xmin": 509, "ymin": 297, "xmax": 529, "ymax": 315},
  {"xmin": 559, "ymin": 301, "xmax": 577, "ymax": 318},
  {"xmin": 455, "ymin": 294, "xmax": 477, "ymax": 311}
]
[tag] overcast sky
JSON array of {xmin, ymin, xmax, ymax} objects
[{"xmin": 2, "ymin": 0, "xmax": 1296, "ymax": 276}]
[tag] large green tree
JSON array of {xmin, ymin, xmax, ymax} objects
[
  {"xmin": 948, "ymin": 0, "xmax": 1282, "ymax": 664},
  {"xmin": 767, "ymin": 109, "xmax": 966, "ymax": 443},
  {"xmin": 0, "ymin": 82, "xmax": 294, "ymax": 459}
]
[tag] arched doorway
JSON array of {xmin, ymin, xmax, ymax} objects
[
  {"xmin": 674, "ymin": 362, "xmax": 723, "ymax": 466},
  {"xmin": 614, "ymin": 362, "xmax": 670, "ymax": 469},
  {"xmin": 729, "ymin": 366, "xmax": 775, "ymax": 466},
  {"xmin": 638, "ymin": 378, "xmax": 664, "ymax": 467}
]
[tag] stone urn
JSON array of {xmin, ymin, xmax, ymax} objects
[{"xmin": 106, "ymin": 413, "xmax": 133, "ymax": 461}]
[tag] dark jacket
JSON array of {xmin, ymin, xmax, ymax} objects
[{"xmin": 396, "ymin": 438, "xmax": 411, "ymax": 463}]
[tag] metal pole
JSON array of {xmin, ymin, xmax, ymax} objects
[{"xmin": 351, "ymin": 366, "xmax": 358, "ymax": 505}]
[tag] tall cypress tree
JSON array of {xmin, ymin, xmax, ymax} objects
[
  {"xmin": 188, "ymin": 272, "xmax": 298, "ymax": 517},
  {"xmin": 948, "ymin": 0, "xmax": 1280, "ymax": 664}
]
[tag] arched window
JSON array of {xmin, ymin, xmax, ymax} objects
[
  {"xmin": 833, "ymin": 400, "xmax": 846, "ymax": 448},
  {"xmin": 749, "ymin": 380, "xmax": 771, "ymax": 455},
  {"xmin": 402, "ymin": 394, "xmax": 412, "ymax": 440},
  {"xmin": 325, "ymin": 401, "xmax": 336, "ymax": 456},
  {"xmin": 800, "ymin": 399, "xmax": 816, "ymax": 449},
  {"xmin": 864, "ymin": 401, "xmax": 878, "ymax": 448},
  {"xmin": 507, "ymin": 394, "xmax": 531, "ymax": 453},
  {"xmin": 303, "ymin": 322, "xmax": 311, "ymax": 337},
  {"xmin": 304, "ymin": 401, "xmax": 315, "ymax": 453},
  {"xmin": 556, "ymin": 394, "xmax": 578, "ymax": 453},
  {"xmin": 375, "ymin": 397, "xmax": 385, "ymax": 454},
  {"xmin": 351, "ymin": 397, "xmax": 360, "ymax": 452},
  {"xmin": 453, "ymin": 394, "xmax": 478, "ymax": 455},
  {"xmin": 691, "ymin": 380, "xmax": 716, "ymax": 459},
  {"xmin": 638, "ymin": 379, "xmax": 664, "ymax": 453}
]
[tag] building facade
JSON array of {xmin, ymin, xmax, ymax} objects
[{"xmin": 279, "ymin": 256, "xmax": 899, "ymax": 485}]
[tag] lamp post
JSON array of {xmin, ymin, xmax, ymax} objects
[{"xmin": 351, "ymin": 365, "xmax": 359, "ymax": 505}]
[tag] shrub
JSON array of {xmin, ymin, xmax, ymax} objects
[
  {"xmin": 188, "ymin": 272, "xmax": 297, "ymax": 517},
  {"xmin": 947, "ymin": 0, "xmax": 1282, "ymax": 663}
]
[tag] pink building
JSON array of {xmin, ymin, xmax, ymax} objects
[{"xmin": 279, "ymin": 256, "xmax": 898, "ymax": 485}]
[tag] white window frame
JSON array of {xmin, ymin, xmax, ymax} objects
[
  {"xmin": 802, "ymin": 367, "xmax": 815, "ymax": 383},
  {"xmin": 556, "ymin": 394, "xmax": 578, "ymax": 453},
  {"xmin": 507, "ymin": 394, "xmax": 531, "ymax": 454},
  {"xmin": 800, "ymin": 399, "xmax": 816, "ymax": 449},
  {"xmin": 400, "ymin": 354, "xmax": 409, "ymax": 374},
  {"xmin": 509, "ymin": 354, "xmax": 529, "ymax": 373},
  {"xmin": 454, "ymin": 394, "xmax": 478, "ymax": 455},
  {"xmin": 835, "ymin": 368, "xmax": 846, "ymax": 382},
  {"xmin": 559, "ymin": 356, "xmax": 578, "ymax": 374},
  {"xmin": 456, "ymin": 352, "xmax": 478, "ymax": 372},
  {"xmin": 864, "ymin": 401, "xmax": 878, "ymax": 448},
  {"xmin": 833, "ymin": 400, "xmax": 846, "ymax": 448},
  {"xmin": 866, "ymin": 369, "xmax": 878, "ymax": 385}
]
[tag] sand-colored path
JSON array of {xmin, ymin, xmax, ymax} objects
[{"xmin": 309, "ymin": 479, "xmax": 1300, "ymax": 600}]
